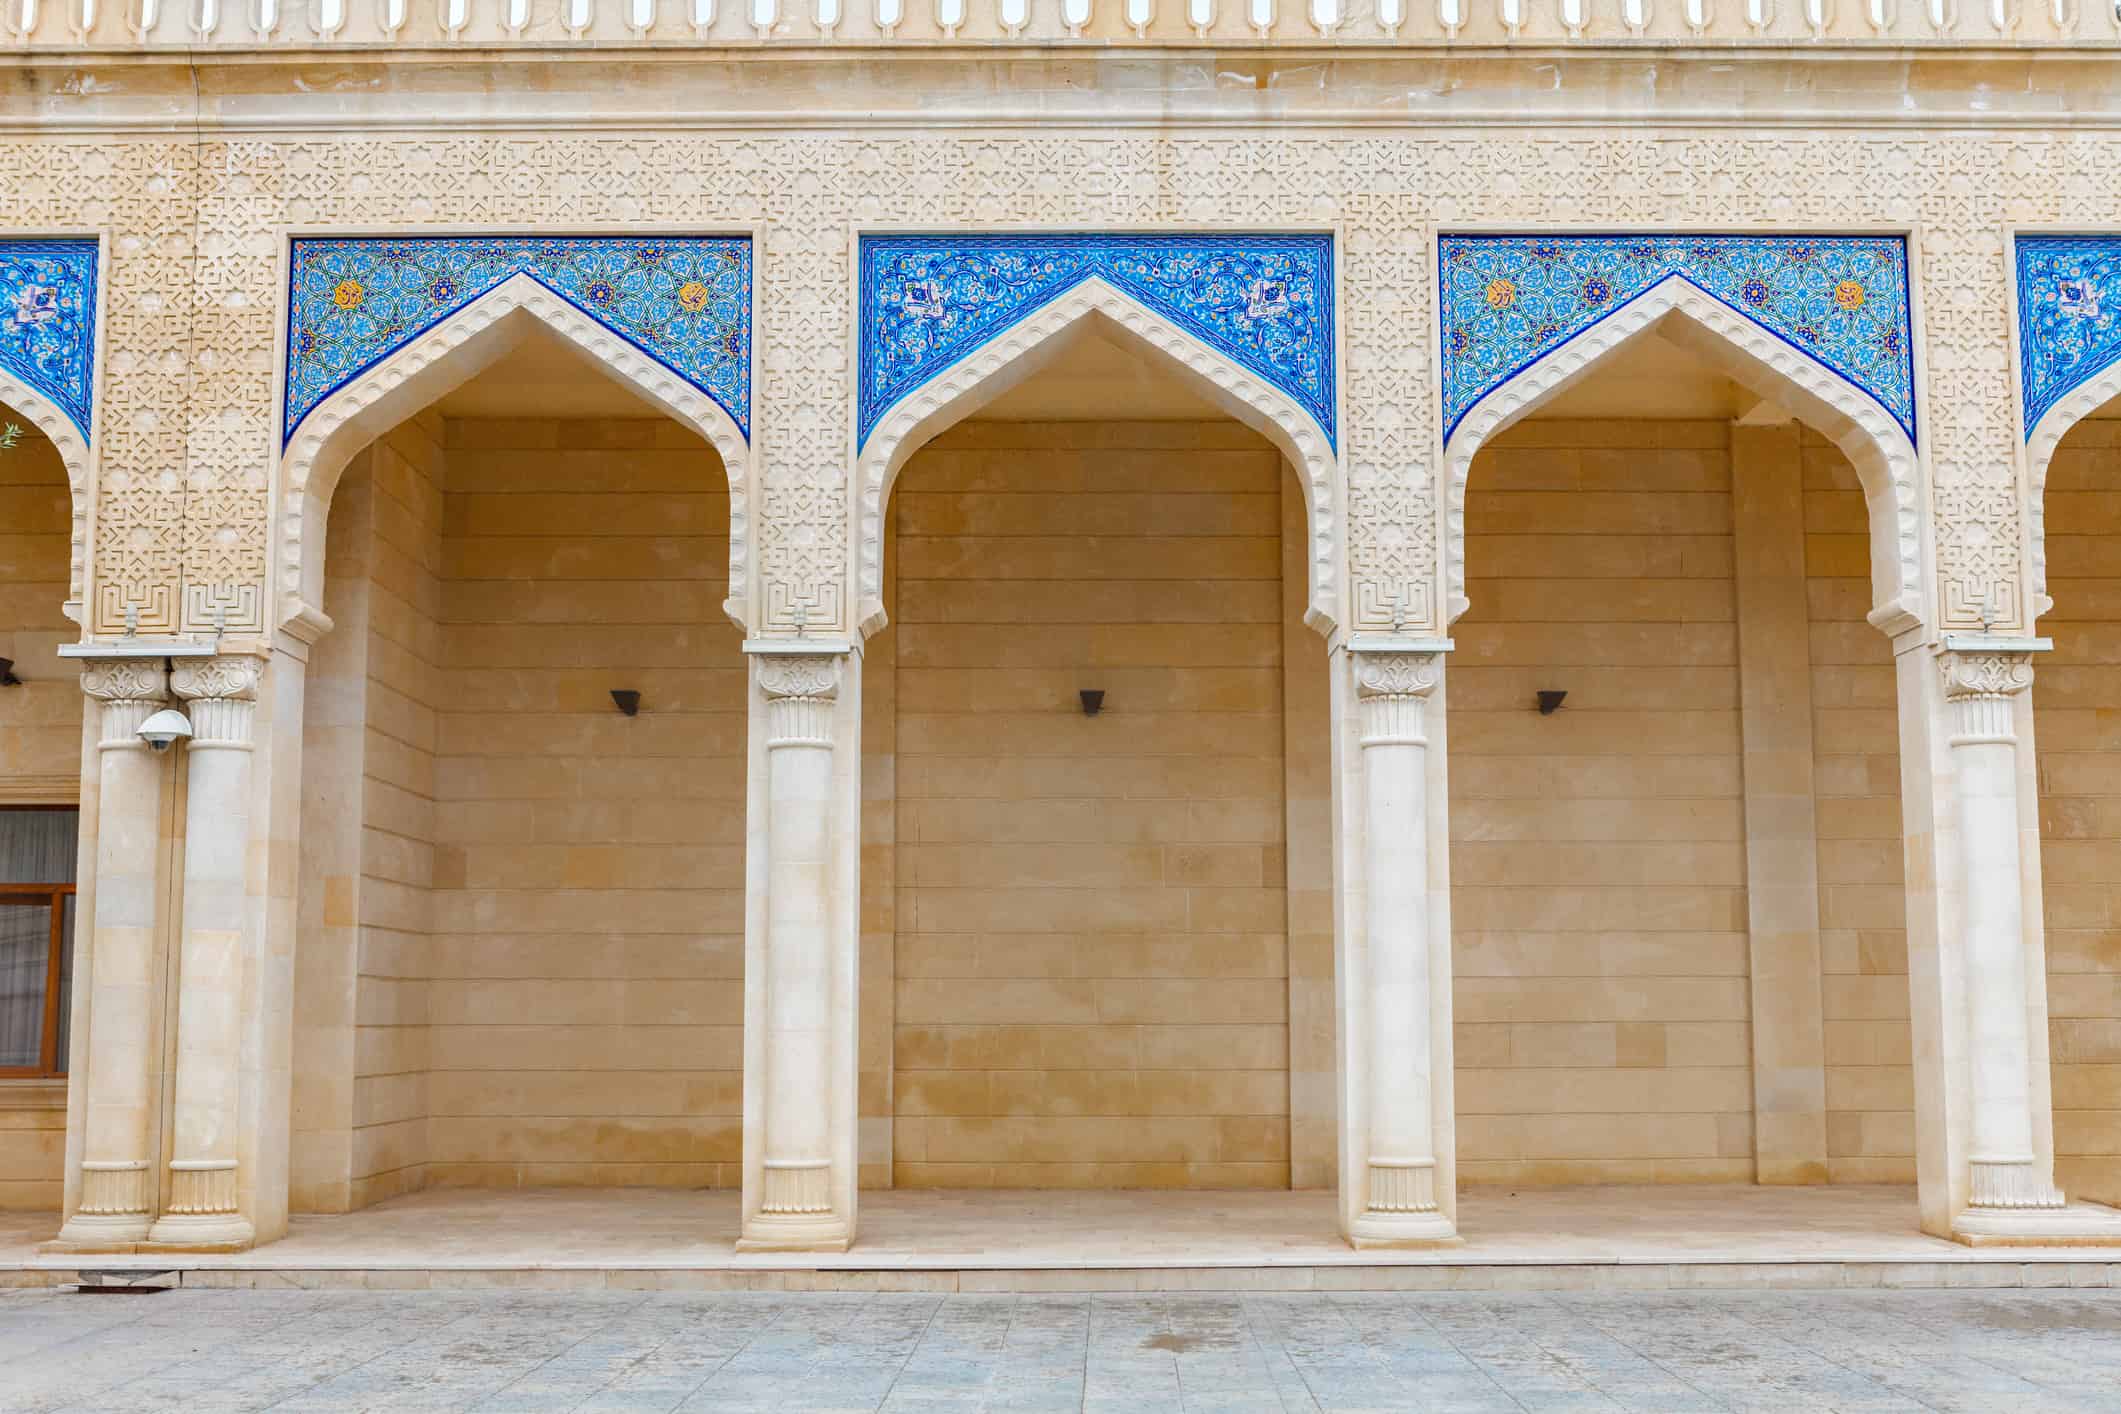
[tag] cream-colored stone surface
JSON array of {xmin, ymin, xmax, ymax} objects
[
  {"xmin": 293, "ymin": 407, "xmax": 745, "ymax": 1208},
  {"xmin": 2035, "ymin": 417, "xmax": 2121, "ymax": 1208},
  {"xmin": 0, "ymin": 422, "xmax": 80, "ymax": 797},
  {"xmin": 1452, "ymin": 418, "xmax": 1752, "ymax": 1186},
  {"xmin": 428, "ymin": 415, "xmax": 745, "ymax": 1191},
  {"xmin": 888, "ymin": 421, "xmax": 1292, "ymax": 1190},
  {"xmin": 1731, "ymin": 420, "xmax": 1829, "ymax": 1185},
  {"xmin": 0, "ymin": 418, "xmax": 79, "ymax": 1211},
  {"xmin": 294, "ymin": 418, "xmax": 447, "ymax": 1213},
  {"xmin": 1805, "ymin": 430, "xmax": 1917, "ymax": 1186}
]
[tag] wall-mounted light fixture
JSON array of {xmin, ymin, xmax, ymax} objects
[
  {"xmin": 1537, "ymin": 690, "xmax": 1567, "ymax": 715},
  {"xmin": 1079, "ymin": 689, "xmax": 1105, "ymax": 717},
  {"xmin": 137, "ymin": 707, "xmax": 193, "ymax": 752},
  {"xmin": 0, "ymin": 657, "xmax": 20, "ymax": 686},
  {"xmin": 610, "ymin": 689, "xmax": 642, "ymax": 717}
]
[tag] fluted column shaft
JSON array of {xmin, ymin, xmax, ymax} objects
[
  {"xmin": 1940, "ymin": 648, "xmax": 2062, "ymax": 1216},
  {"xmin": 149, "ymin": 655, "xmax": 264, "ymax": 1247},
  {"xmin": 58, "ymin": 660, "xmax": 170, "ymax": 1245},
  {"xmin": 741, "ymin": 647, "xmax": 853, "ymax": 1251},
  {"xmin": 1348, "ymin": 647, "xmax": 1457, "ymax": 1247}
]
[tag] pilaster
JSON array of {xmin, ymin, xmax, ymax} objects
[
  {"xmin": 148, "ymin": 653, "xmax": 264, "ymax": 1249},
  {"xmin": 740, "ymin": 641, "xmax": 861, "ymax": 1252},
  {"xmin": 1341, "ymin": 640, "xmax": 1459, "ymax": 1249},
  {"xmin": 55, "ymin": 659, "xmax": 171, "ymax": 1247}
]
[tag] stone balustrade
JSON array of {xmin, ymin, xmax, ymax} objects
[{"xmin": 2, "ymin": 0, "xmax": 2111, "ymax": 51}]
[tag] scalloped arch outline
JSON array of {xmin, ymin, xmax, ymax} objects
[
  {"xmin": 0, "ymin": 365, "xmax": 93, "ymax": 630},
  {"xmin": 275, "ymin": 273, "xmax": 753, "ymax": 638},
  {"xmin": 851, "ymin": 276, "xmax": 1341, "ymax": 639},
  {"xmin": 2022, "ymin": 356, "xmax": 2121, "ymax": 623},
  {"xmin": 1442, "ymin": 275, "xmax": 1926, "ymax": 638}
]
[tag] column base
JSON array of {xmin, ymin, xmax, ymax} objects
[
  {"xmin": 1950, "ymin": 1201, "xmax": 2121, "ymax": 1248},
  {"xmin": 736, "ymin": 1212, "xmax": 854, "ymax": 1253},
  {"xmin": 52, "ymin": 1212, "xmax": 153, "ymax": 1248},
  {"xmin": 146, "ymin": 1211, "xmax": 256, "ymax": 1251},
  {"xmin": 1346, "ymin": 1210, "xmax": 1462, "ymax": 1250}
]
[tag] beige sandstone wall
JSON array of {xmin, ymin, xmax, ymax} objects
[
  {"xmin": 2038, "ymin": 418, "xmax": 2121, "ymax": 1207},
  {"xmin": 1803, "ymin": 429, "xmax": 1916, "ymax": 1184},
  {"xmin": 1452, "ymin": 419, "xmax": 1754, "ymax": 1185},
  {"xmin": 295, "ymin": 418, "xmax": 449, "ymax": 1210},
  {"xmin": 0, "ymin": 419, "xmax": 78, "ymax": 1208},
  {"xmin": 889, "ymin": 420, "xmax": 1293, "ymax": 1189},
  {"xmin": 425, "ymin": 416, "xmax": 746, "ymax": 1189}
]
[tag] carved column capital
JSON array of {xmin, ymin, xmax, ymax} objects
[
  {"xmin": 80, "ymin": 659, "xmax": 169, "ymax": 706},
  {"xmin": 1939, "ymin": 649, "xmax": 2036, "ymax": 747},
  {"xmin": 170, "ymin": 654, "xmax": 264, "ymax": 704},
  {"xmin": 1352, "ymin": 650, "xmax": 1444, "ymax": 702},
  {"xmin": 1939, "ymin": 650, "xmax": 2035, "ymax": 704},
  {"xmin": 171, "ymin": 655, "xmax": 263, "ymax": 752},
  {"xmin": 755, "ymin": 653, "xmax": 844, "ymax": 703},
  {"xmin": 753, "ymin": 649, "xmax": 849, "ymax": 751}
]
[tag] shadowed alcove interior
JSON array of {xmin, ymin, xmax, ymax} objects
[
  {"xmin": 2027, "ymin": 389, "xmax": 2121, "ymax": 1208},
  {"xmin": 865, "ymin": 319, "xmax": 1327, "ymax": 1190},
  {"xmin": 293, "ymin": 326, "xmax": 746, "ymax": 1211},
  {"xmin": 1450, "ymin": 326, "xmax": 1919, "ymax": 1188}
]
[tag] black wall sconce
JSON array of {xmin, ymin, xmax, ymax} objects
[
  {"xmin": 610, "ymin": 689, "xmax": 642, "ymax": 717},
  {"xmin": 1537, "ymin": 690, "xmax": 1567, "ymax": 715},
  {"xmin": 1079, "ymin": 689, "xmax": 1106, "ymax": 717},
  {"xmin": 0, "ymin": 658, "xmax": 20, "ymax": 687}
]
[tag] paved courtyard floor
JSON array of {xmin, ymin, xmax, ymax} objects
[{"xmin": 2, "ymin": 1286, "xmax": 2118, "ymax": 1412}]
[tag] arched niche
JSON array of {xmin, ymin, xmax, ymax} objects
[
  {"xmin": 274, "ymin": 273, "xmax": 753, "ymax": 640},
  {"xmin": 850, "ymin": 277, "xmax": 1342, "ymax": 640},
  {"xmin": 1442, "ymin": 276, "xmax": 1926, "ymax": 638}
]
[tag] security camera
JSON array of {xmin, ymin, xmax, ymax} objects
[{"xmin": 137, "ymin": 708, "xmax": 193, "ymax": 753}]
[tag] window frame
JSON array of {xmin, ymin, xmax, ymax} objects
[{"xmin": 0, "ymin": 804, "xmax": 78, "ymax": 1080}]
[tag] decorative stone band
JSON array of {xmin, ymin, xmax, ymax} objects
[
  {"xmin": 81, "ymin": 659, "xmax": 170, "ymax": 748},
  {"xmin": 166, "ymin": 1159, "xmax": 240, "ymax": 1216},
  {"xmin": 1938, "ymin": 647, "xmax": 2037, "ymax": 747},
  {"xmin": 1969, "ymin": 1157, "xmax": 2065, "ymax": 1211},
  {"xmin": 755, "ymin": 650, "xmax": 845, "ymax": 749},
  {"xmin": 76, "ymin": 1159, "xmax": 153, "ymax": 1217}
]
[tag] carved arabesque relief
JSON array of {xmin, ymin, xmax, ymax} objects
[{"xmin": 2, "ymin": 132, "xmax": 2075, "ymax": 645}]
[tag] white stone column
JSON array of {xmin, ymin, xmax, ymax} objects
[
  {"xmin": 57, "ymin": 660, "xmax": 171, "ymax": 1246},
  {"xmin": 740, "ymin": 643, "xmax": 859, "ymax": 1251},
  {"xmin": 1346, "ymin": 644, "xmax": 1457, "ymax": 1247},
  {"xmin": 1938, "ymin": 642, "xmax": 2068, "ymax": 1239},
  {"xmin": 149, "ymin": 655, "xmax": 264, "ymax": 1248}
]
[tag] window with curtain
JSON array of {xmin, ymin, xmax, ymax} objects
[{"xmin": 0, "ymin": 807, "xmax": 79, "ymax": 1077}]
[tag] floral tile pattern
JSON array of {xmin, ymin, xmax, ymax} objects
[
  {"xmin": 284, "ymin": 236, "xmax": 751, "ymax": 445},
  {"xmin": 858, "ymin": 233, "xmax": 1335, "ymax": 451},
  {"xmin": 2015, "ymin": 234, "xmax": 2121, "ymax": 439},
  {"xmin": 0, "ymin": 238, "xmax": 99, "ymax": 441},
  {"xmin": 1438, "ymin": 234, "xmax": 1915, "ymax": 445}
]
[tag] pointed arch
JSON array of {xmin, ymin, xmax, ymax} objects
[
  {"xmin": 2021, "ymin": 361, "xmax": 2121, "ymax": 623},
  {"xmin": 851, "ymin": 276, "xmax": 1342, "ymax": 639},
  {"xmin": 1442, "ymin": 276, "xmax": 1926, "ymax": 637},
  {"xmin": 275, "ymin": 272, "xmax": 754, "ymax": 638},
  {"xmin": 0, "ymin": 366, "xmax": 92, "ymax": 629}
]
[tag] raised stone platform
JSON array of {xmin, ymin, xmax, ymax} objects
[{"xmin": 6, "ymin": 1186, "xmax": 2119, "ymax": 1292}]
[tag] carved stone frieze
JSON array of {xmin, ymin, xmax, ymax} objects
[{"xmin": 2, "ymin": 129, "xmax": 2080, "ymax": 647}]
